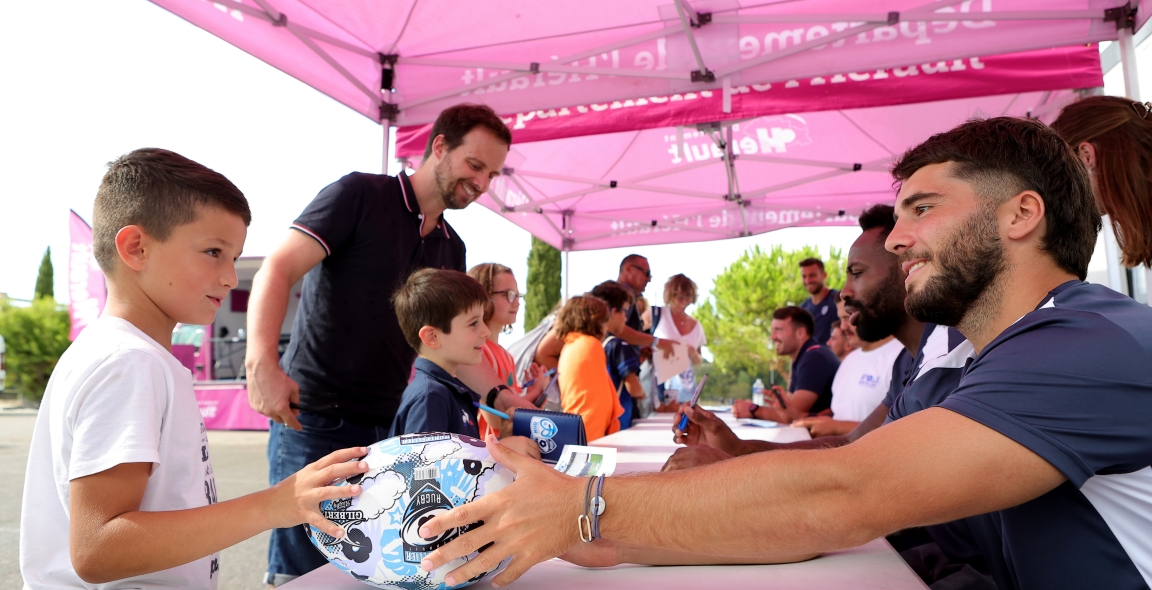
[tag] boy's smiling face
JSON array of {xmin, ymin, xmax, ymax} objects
[
  {"xmin": 135, "ymin": 204, "xmax": 247, "ymax": 327},
  {"xmin": 421, "ymin": 303, "xmax": 490, "ymax": 372}
]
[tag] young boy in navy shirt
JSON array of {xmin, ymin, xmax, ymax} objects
[
  {"xmin": 389, "ymin": 269, "xmax": 540, "ymax": 459},
  {"xmin": 19, "ymin": 149, "xmax": 369, "ymax": 589},
  {"xmin": 390, "ymin": 269, "xmax": 491, "ymax": 438}
]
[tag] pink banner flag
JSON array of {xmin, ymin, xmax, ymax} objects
[{"xmin": 68, "ymin": 211, "xmax": 106, "ymax": 341}]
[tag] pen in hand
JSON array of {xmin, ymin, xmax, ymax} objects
[{"xmin": 676, "ymin": 374, "xmax": 708, "ymax": 433}]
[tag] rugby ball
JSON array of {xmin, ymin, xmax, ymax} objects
[{"xmin": 306, "ymin": 432, "xmax": 514, "ymax": 589}]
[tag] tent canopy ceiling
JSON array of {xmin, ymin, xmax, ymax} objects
[
  {"xmin": 153, "ymin": 0, "xmax": 1142, "ymax": 127},
  {"xmin": 489, "ymin": 88, "xmax": 1085, "ymax": 251}
]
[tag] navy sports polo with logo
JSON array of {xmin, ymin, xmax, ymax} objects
[
  {"xmin": 389, "ymin": 358, "xmax": 480, "ymax": 439},
  {"xmin": 934, "ymin": 281, "xmax": 1152, "ymax": 589},
  {"xmin": 886, "ymin": 323, "xmax": 972, "ymax": 423},
  {"xmin": 801, "ymin": 288, "xmax": 840, "ymax": 345},
  {"xmin": 790, "ymin": 338, "xmax": 840, "ymax": 414}
]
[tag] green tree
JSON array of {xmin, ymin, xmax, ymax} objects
[
  {"xmin": 35, "ymin": 247, "xmax": 54, "ymax": 300},
  {"xmin": 696, "ymin": 244, "xmax": 844, "ymax": 400},
  {"xmin": 524, "ymin": 237, "xmax": 561, "ymax": 331},
  {"xmin": 0, "ymin": 297, "xmax": 71, "ymax": 401}
]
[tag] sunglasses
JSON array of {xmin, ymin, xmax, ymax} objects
[
  {"xmin": 490, "ymin": 289, "xmax": 525, "ymax": 304},
  {"xmin": 1133, "ymin": 101, "xmax": 1152, "ymax": 119},
  {"xmin": 629, "ymin": 263, "xmax": 652, "ymax": 280}
]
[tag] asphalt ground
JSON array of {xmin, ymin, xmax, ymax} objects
[{"xmin": 1, "ymin": 411, "xmax": 274, "ymax": 589}]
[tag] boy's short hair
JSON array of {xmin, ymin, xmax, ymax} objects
[
  {"xmin": 773, "ymin": 306, "xmax": 815, "ymax": 337},
  {"xmin": 93, "ymin": 148, "xmax": 251, "ymax": 275},
  {"xmin": 394, "ymin": 268, "xmax": 489, "ymax": 351},
  {"xmin": 554, "ymin": 295, "xmax": 610, "ymax": 340},
  {"xmin": 798, "ymin": 258, "xmax": 825, "ymax": 272},
  {"xmin": 590, "ymin": 281, "xmax": 632, "ymax": 311},
  {"xmin": 423, "ymin": 104, "xmax": 513, "ymax": 160}
]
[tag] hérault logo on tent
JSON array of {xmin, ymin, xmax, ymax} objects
[{"xmin": 664, "ymin": 116, "xmax": 812, "ymax": 165}]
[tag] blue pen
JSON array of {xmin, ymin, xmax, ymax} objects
[
  {"xmin": 676, "ymin": 374, "xmax": 708, "ymax": 433},
  {"xmin": 521, "ymin": 368, "xmax": 557, "ymax": 389},
  {"xmin": 474, "ymin": 402, "xmax": 511, "ymax": 421}
]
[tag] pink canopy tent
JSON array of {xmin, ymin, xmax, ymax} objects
[
  {"xmin": 153, "ymin": 0, "xmax": 1146, "ymax": 166},
  {"xmin": 438, "ymin": 87, "xmax": 1090, "ymax": 251},
  {"xmin": 151, "ymin": 0, "xmax": 1139, "ymax": 263},
  {"xmin": 388, "ymin": 45, "xmax": 1101, "ymax": 251}
]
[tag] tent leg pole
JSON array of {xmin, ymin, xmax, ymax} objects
[
  {"xmin": 1118, "ymin": 25, "xmax": 1142, "ymax": 101},
  {"xmin": 564, "ymin": 250, "xmax": 570, "ymax": 301},
  {"xmin": 1110, "ymin": 26, "xmax": 1138, "ymax": 304},
  {"xmin": 382, "ymin": 124, "xmax": 392, "ymax": 175}
]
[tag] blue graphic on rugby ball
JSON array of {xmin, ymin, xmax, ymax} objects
[{"xmin": 306, "ymin": 432, "xmax": 514, "ymax": 589}]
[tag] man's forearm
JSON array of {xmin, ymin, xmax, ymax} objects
[
  {"xmin": 737, "ymin": 436, "xmax": 849, "ymax": 455},
  {"xmin": 246, "ymin": 266, "xmax": 292, "ymax": 367},
  {"xmin": 599, "ymin": 446, "xmax": 881, "ymax": 558},
  {"xmin": 615, "ymin": 325, "xmax": 653, "ymax": 348},
  {"xmin": 618, "ymin": 543, "xmax": 819, "ymax": 566}
]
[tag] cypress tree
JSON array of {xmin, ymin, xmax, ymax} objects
[
  {"xmin": 34, "ymin": 247, "xmax": 53, "ymax": 301},
  {"xmin": 524, "ymin": 237, "xmax": 562, "ymax": 331}
]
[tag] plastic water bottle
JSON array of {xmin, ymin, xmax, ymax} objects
[{"xmin": 751, "ymin": 378, "xmax": 765, "ymax": 406}]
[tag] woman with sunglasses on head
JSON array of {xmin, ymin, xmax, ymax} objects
[
  {"xmin": 467, "ymin": 263, "xmax": 551, "ymax": 434},
  {"xmin": 1052, "ymin": 96, "xmax": 1152, "ymax": 271}
]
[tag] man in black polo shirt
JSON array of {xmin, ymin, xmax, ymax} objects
[
  {"xmin": 733, "ymin": 306, "xmax": 839, "ymax": 422},
  {"xmin": 799, "ymin": 257, "xmax": 840, "ymax": 345},
  {"xmin": 244, "ymin": 104, "xmax": 517, "ymax": 585}
]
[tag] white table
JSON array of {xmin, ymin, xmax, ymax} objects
[{"xmin": 284, "ymin": 412, "xmax": 927, "ymax": 589}]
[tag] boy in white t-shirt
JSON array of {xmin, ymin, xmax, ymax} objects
[{"xmin": 20, "ymin": 149, "xmax": 369, "ymax": 589}]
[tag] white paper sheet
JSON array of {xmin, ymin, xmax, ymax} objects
[
  {"xmin": 653, "ymin": 340, "xmax": 691, "ymax": 385},
  {"xmin": 554, "ymin": 445, "xmax": 617, "ymax": 476}
]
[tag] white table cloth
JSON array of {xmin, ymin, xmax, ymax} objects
[{"xmin": 283, "ymin": 411, "xmax": 928, "ymax": 589}]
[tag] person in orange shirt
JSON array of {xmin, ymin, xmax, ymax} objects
[{"xmin": 556, "ymin": 294, "xmax": 627, "ymax": 441}]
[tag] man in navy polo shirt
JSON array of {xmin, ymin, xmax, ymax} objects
[
  {"xmin": 244, "ymin": 104, "xmax": 523, "ymax": 585},
  {"xmin": 733, "ymin": 306, "xmax": 839, "ymax": 423},
  {"xmin": 799, "ymin": 257, "xmax": 840, "ymax": 345},
  {"xmin": 414, "ymin": 117, "xmax": 1152, "ymax": 590}
]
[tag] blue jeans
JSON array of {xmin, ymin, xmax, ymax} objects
[{"xmin": 266, "ymin": 411, "xmax": 392, "ymax": 579}]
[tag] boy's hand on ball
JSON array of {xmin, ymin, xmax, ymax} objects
[
  {"xmin": 265, "ymin": 446, "xmax": 369, "ymax": 538},
  {"xmin": 499, "ymin": 435, "xmax": 543, "ymax": 461}
]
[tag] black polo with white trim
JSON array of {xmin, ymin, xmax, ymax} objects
[{"xmin": 281, "ymin": 172, "xmax": 466, "ymax": 425}]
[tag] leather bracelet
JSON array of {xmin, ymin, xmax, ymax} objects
[{"xmin": 486, "ymin": 385, "xmax": 510, "ymax": 408}]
